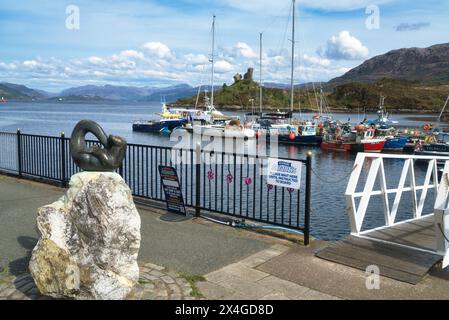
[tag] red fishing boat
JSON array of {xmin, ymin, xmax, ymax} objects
[{"xmin": 321, "ymin": 126, "xmax": 386, "ymax": 153}]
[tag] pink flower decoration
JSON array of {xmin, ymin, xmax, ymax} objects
[
  {"xmin": 245, "ymin": 176, "xmax": 252, "ymax": 186},
  {"xmin": 226, "ymin": 173, "xmax": 233, "ymax": 184},
  {"xmin": 207, "ymin": 170, "xmax": 215, "ymax": 181},
  {"xmin": 267, "ymin": 184, "xmax": 274, "ymax": 191},
  {"xmin": 287, "ymin": 188, "xmax": 295, "ymax": 193}
]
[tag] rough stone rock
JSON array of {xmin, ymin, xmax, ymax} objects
[{"xmin": 29, "ymin": 172, "xmax": 141, "ymax": 300}]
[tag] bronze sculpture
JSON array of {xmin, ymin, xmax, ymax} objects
[{"xmin": 70, "ymin": 120, "xmax": 127, "ymax": 172}]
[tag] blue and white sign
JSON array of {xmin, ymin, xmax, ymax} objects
[{"xmin": 267, "ymin": 158, "xmax": 302, "ymax": 190}]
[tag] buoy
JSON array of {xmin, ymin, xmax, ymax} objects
[{"xmin": 289, "ymin": 132, "xmax": 296, "ymax": 140}]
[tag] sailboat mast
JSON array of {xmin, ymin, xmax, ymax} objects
[
  {"xmin": 437, "ymin": 95, "xmax": 449, "ymax": 125},
  {"xmin": 259, "ymin": 32, "xmax": 263, "ymax": 114},
  {"xmin": 290, "ymin": 0, "xmax": 296, "ymax": 114},
  {"xmin": 210, "ymin": 15, "xmax": 216, "ymax": 109}
]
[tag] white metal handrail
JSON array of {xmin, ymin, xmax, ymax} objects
[
  {"xmin": 345, "ymin": 153, "xmax": 449, "ymax": 235},
  {"xmin": 434, "ymin": 162, "xmax": 449, "ymax": 267}
]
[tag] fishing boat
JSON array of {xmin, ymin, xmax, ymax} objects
[
  {"xmin": 321, "ymin": 125, "xmax": 386, "ymax": 153},
  {"xmin": 375, "ymin": 128, "xmax": 408, "ymax": 152},
  {"xmin": 414, "ymin": 95, "xmax": 449, "ymax": 157},
  {"xmin": 363, "ymin": 96, "xmax": 407, "ymax": 152},
  {"xmin": 252, "ymin": 112, "xmax": 322, "ymax": 145},
  {"xmin": 383, "ymin": 136, "xmax": 409, "ymax": 152},
  {"xmin": 132, "ymin": 98, "xmax": 211, "ymax": 134},
  {"xmin": 0, "ymin": 96, "xmax": 7, "ymax": 103}
]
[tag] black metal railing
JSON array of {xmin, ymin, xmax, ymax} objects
[{"xmin": 0, "ymin": 130, "xmax": 312, "ymax": 244}]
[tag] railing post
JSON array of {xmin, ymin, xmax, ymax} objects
[
  {"xmin": 17, "ymin": 129, "xmax": 22, "ymax": 178},
  {"xmin": 304, "ymin": 152, "xmax": 312, "ymax": 246},
  {"xmin": 60, "ymin": 132, "xmax": 67, "ymax": 187},
  {"xmin": 195, "ymin": 142, "xmax": 201, "ymax": 217}
]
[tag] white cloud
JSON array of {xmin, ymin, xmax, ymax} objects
[
  {"xmin": 322, "ymin": 31, "xmax": 369, "ymax": 60},
  {"xmin": 233, "ymin": 42, "xmax": 257, "ymax": 59},
  {"xmin": 87, "ymin": 56, "xmax": 106, "ymax": 65},
  {"xmin": 214, "ymin": 60, "xmax": 234, "ymax": 73},
  {"xmin": 0, "ymin": 62, "xmax": 16, "ymax": 70},
  {"xmin": 119, "ymin": 50, "xmax": 144, "ymax": 60},
  {"xmin": 143, "ymin": 42, "xmax": 172, "ymax": 59},
  {"xmin": 184, "ymin": 53, "xmax": 209, "ymax": 66},
  {"xmin": 23, "ymin": 60, "xmax": 39, "ymax": 68},
  {"xmin": 302, "ymin": 54, "xmax": 331, "ymax": 67}
]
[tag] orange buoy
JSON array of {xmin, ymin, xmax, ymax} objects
[{"xmin": 289, "ymin": 132, "xmax": 296, "ymax": 140}]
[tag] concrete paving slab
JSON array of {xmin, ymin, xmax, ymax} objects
[
  {"xmin": 257, "ymin": 275, "xmax": 309, "ymax": 299},
  {"xmin": 196, "ymin": 281, "xmax": 234, "ymax": 299}
]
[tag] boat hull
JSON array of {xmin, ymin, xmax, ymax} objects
[
  {"xmin": 258, "ymin": 134, "xmax": 322, "ymax": 146},
  {"xmin": 132, "ymin": 119, "xmax": 186, "ymax": 133},
  {"xmin": 383, "ymin": 137, "xmax": 408, "ymax": 151},
  {"xmin": 321, "ymin": 140, "xmax": 386, "ymax": 153}
]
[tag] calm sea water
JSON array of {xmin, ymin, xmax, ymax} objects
[{"xmin": 0, "ymin": 101, "xmax": 439, "ymax": 240}]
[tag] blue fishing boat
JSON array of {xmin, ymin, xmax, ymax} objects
[{"xmin": 383, "ymin": 136, "xmax": 408, "ymax": 152}]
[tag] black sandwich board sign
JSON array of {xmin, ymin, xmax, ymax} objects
[{"xmin": 158, "ymin": 165, "xmax": 186, "ymax": 216}]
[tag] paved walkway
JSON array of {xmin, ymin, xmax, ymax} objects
[{"xmin": 198, "ymin": 244, "xmax": 339, "ymax": 300}]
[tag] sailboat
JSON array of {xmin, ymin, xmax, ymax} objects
[
  {"xmin": 193, "ymin": 15, "xmax": 255, "ymax": 139},
  {"xmin": 251, "ymin": 0, "xmax": 322, "ymax": 145}
]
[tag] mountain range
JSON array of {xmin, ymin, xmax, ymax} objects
[{"xmin": 327, "ymin": 42, "xmax": 449, "ymax": 88}]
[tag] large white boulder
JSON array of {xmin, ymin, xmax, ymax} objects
[{"xmin": 29, "ymin": 172, "xmax": 141, "ymax": 300}]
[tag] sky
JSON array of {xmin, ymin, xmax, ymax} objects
[{"xmin": 0, "ymin": 0, "xmax": 448, "ymax": 92}]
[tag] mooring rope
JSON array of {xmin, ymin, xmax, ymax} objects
[
  {"xmin": 438, "ymin": 223, "xmax": 449, "ymax": 243},
  {"xmin": 311, "ymin": 164, "xmax": 358, "ymax": 184}
]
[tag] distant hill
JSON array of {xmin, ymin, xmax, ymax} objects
[
  {"xmin": 60, "ymin": 84, "xmax": 198, "ymax": 102},
  {"xmin": 327, "ymin": 43, "xmax": 449, "ymax": 88},
  {"xmin": 0, "ymin": 82, "xmax": 49, "ymax": 100}
]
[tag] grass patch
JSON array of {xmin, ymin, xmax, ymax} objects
[
  {"xmin": 178, "ymin": 273, "xmax": 206, "ymax": 298},
  {"xmin": 138, "ymin": 278, "xmax": 154, "ymax": 285},
  {"xmin": 0, "ymin": 264, "xmax": 10, "ymax": 284}
]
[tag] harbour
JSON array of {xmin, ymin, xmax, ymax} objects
[{"xmin": 2, "ymin": 0, "xmax": 449, "ymax": 304}]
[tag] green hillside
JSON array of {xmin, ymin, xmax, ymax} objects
[
  {"xmin": 174, "ymin": 78, "xmax": 449, "ymax": 113},
  {"xmin": 0, "ymin": 84, "xmax": 31, "ymax": 100}
]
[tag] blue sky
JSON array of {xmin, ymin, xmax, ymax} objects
[{"xmin": 0, "ymin": 0, "xmax": 448, "ymax": 92}]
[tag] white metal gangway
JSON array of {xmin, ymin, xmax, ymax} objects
[{"xmin": 345, "ymin": 153, "xmax": 449, "ymax": 268}]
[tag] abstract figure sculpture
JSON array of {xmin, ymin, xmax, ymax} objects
[{"xmin": 70, "ymin": 120, "xmax": 127, "ymax": 171}]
